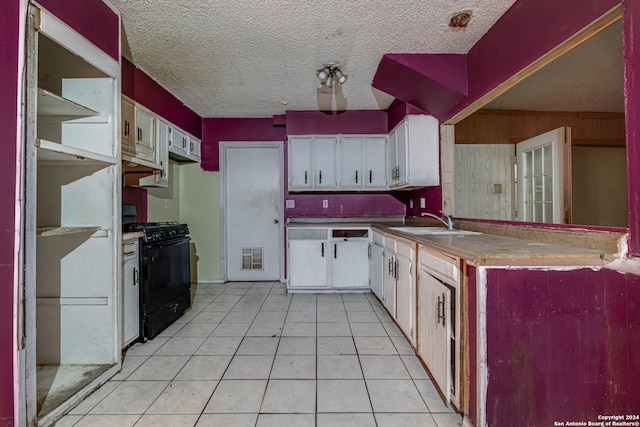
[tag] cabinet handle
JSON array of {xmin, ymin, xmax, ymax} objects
[
  {"xmin": 355, "ymin": 170, "xmax": 358, "ymax": 183},
  {"xmin": 369, "ymin": 170, "xmax": 372, "ymax": 183},
  {"xmin": 394, "ymin": 260, "xmax": 399, "ymax": 279},
  {"xmin": 190, "ymin": 141, "xmax": 194, "ymax": 151},
  {"xmin": 319, "ymin": 170, "xmax": 322, "ymax": 184},
  {"xmin": 437, "ymin": 294, "xmax": 446, "ymax": 325},
  {"xmin": 137, "ymin": 127, "xmax": 142, "ymax": 141},
  {"xmin": 133, "ymin": 267, "xmax": 139, "ymax": 286},
  {"xmin": 334, "ymin": 243, "xmax": 337, "ymax": 258},
  {"xmin": 304, "ymin": 170, "xmax": 308, "ymax": 184},
  {"xmin": 321, "ymin": 242, "xmax": 325, "ymax": 257},
  {"xmin": 388, "ymin": 258, "xmax": 393, "ymax": 275},
  {"xmin": 182, "ymin": 137, "xmax": 187, "ymax": 149},
  {"xmin": 124, "ymin": 121, "xmax": 130, "ymax": 136}
]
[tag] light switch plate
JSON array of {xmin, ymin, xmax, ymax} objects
[
  {"xmin": 409, "ymin": 199, "xmax": 414, "ymax": 209},
  {"xmin": 420, "ymin": 198, "xmax": 426, "ymax": 209},
  {"xmin": 286, "ymin": 199, "xmax": 295, "ymax": 208},
  {"xmin": 322, "ymin": 200, "xmax": 329, "ymax": 208}
]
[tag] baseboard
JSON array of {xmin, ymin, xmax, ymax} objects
[{"xmin": 192, "ymin": 279, "xmax": 225, "ymax": 284}]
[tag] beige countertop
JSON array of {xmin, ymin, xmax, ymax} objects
[
  {"xmin": 286, "ymin": 218, "xmax": 619, "ymax": 266},
  {"xmin": 373, "ymin": 224, "xmax": 610, "ymax": 266},
  {"xmin": 123, "ymin": 231, "xmax": 143, "ymax": 241}
]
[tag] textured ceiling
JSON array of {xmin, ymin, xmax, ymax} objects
[
  {"xmin": 111, "ymin": 0, "xmax": 518, "ymax": 118},
  {"xmin": 485, "ymin": 20, "xmax": 624, "ymax": 113}
]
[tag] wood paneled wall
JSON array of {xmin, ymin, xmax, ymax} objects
[{"xmin": 456, "ymin": 109, "xmax": 625, "ymax": 147}]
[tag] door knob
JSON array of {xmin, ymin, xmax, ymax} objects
[{"xmin": 274, "ymin": 219, "xmax": 279, "ymax": 224}]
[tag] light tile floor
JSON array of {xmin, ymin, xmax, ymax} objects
[{"xmin": 55, "ymin": 282, "xmax": 463, "ymax": 427}]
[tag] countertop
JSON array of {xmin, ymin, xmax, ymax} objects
[
  {"xmin": 286, "ymin": 218, "xmax": 617, "ymax": 266},
  {"xmin": 373, "ymin": 224, "xmax": 609, "ymax": 266},
  {"xmin": 123, "ymin": 231, "xmax": 143, "ymax": 241}
]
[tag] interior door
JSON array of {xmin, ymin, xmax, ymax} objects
[
  {"xmin": 223, "ymin": 143, "xmax": 283, "ymax": 281},
  {"xmin": 516, "ymin": 127, "xmax": 571, "ymax": 223}
]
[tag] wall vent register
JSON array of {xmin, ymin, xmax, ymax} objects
[{"xmin": 242, "ymin": 248, "xmax": 264, "ymax": 270}]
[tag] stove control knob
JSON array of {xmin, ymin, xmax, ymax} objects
[
  {"xmin": 152, "ymin": 231, "xmax": 161, "ymax": 241},
  {"xmin": 170, "ymin": 230, "xmax": 177, "ymax": 237}
]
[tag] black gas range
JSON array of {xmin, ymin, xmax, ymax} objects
[
  {"xmin": 124, "ymin": 221, "xmax": 192, "ymax": 341},
  {"xmin": 123, "ymin": 221, "xmax": 190, "ymax": 243}
]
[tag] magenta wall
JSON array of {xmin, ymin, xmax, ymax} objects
[
  {"xmin": 485, "ymin": 267, "xmax": 640, "ymax": 425},
  {"xmin": 134, "ymin": 68, "xmax": 201, "ymax": 138},
  {"xmin": 0, "ymin": 0, "xmax": 19, "ymax": 424},
  {"xmin": 466, "ymin": 265, "xmax": 478, "ymax": 425},
  {"xmin": 36, "ymin": 0, "xmax": 119, "ymax": 61},
  {"xmin": 285, "ymin": 110, "xmax": 388, "ymax": 135},
  {"xmin": 122, "ymin": 187, "xmax": 148, "ymax": 222}
]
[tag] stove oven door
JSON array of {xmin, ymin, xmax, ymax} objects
[{"xmin": 140, "ymin": 237, "xmax": 191, "ymax": 339}]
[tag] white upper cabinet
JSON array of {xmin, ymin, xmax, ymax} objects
[
  {"xmin": 389, "ymin": 115, "xmax": 440, "ymax": 189},
  {"xmin": 288, "ymin": 134, "xmax": 388, "ymax": 192},
  {"xmin": 134, "ymin": 105, "xmax": 155, "ymax": 162},
  {"xmin": 364, "ymin": 136, "xmax": 388, "ymax": 189},
  {"xmin": 288, "ymin": 136, "xmax": 313, "ymax": 190},
  {"xmin": 169, "ymin": 126, "xmax": 189, "ymax": 157},
  {"xmin": 339, "ymin": 136, "xmax": 364, "ymax": 189},
  {"xmin": 314, "ymin": 136, "xmax": 338, "ymax": 189},
  {"xmin": 287, "ymin": 116, "xmax": 439, "ymax": 192},
  {"xmin": 138, "ymin": 117, "xmax": 169, "ymax": 187},
  {"xmin": 188, "ymin": 136, "xmax": 201, "ymax": 162}
]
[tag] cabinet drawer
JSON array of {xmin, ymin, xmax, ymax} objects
[
  {"xmin": 332, "ymin": 229, "xmax": 368, "ymax": 239},
  {"xmin": 372, "ymin": 231, "xmax": 384, "ymax": 245},
  {"xmin": 288, "ymin": 228, "xmax": 328, "ymax": 240},
  {"xmin": 419, "ymin": 246, "xmax": 459, "ymax": 283},
  {"xmin": 396, "ymin": 239, "xmax": 415, "ymax": 259}
]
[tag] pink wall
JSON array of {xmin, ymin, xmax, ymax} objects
[
  {"xmin": 122, "ymin": 187, "xmax": 148, "ymax": 222},
  {"xmin": 285, "ymin": 110, "xmax": 388, "ymax": 135},
  {"xmin": 485, "ymin": 267, "xmax": 639, "ymax": 425},
  {"xmin": 134, "ymin": 67, "xmax": 201, "ymax": 138},
  {"xmin": 35, "ymin": 0, "xmax": 119, "ymax": 61},
  {"xmin": 0, "ymin": 0, "xmax": 19, "ymax": 423}
]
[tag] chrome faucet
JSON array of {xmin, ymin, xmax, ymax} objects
[{"xmin": 421, "ymin": 210, "xmax": 454, "ymax": 231}]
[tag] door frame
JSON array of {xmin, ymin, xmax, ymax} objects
[{"xmin": 219, "ymin": 141, "xmax": 285, "ymax": 282}]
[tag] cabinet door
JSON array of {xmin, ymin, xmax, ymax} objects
[
  {"xmin": 155, "ymin": 119, "xmax": 170, "ymax": 186},
  {"xmin": 382, "ymin": 250, "xmax": 396, "ymax": 317},
  {"xmin": 370, "ymin": 242, "xmax": 384, "ymax": 300},
  {"xmin": 288, "ymin": 137, "xmax": 313, "ymax": 190},
  {"xmin": 331, "ymin": 239, "xmax": 369, "ymax": 288},
  {"xmin": 188, "ymin": 136, "xmax": 201, "ymax": 161},
  {"xmin": 395, "ymin": 120, "xmax": 409, "ymax": 187},
  {"xmin": 395, "ymin": 253, "xmax": 414, "ymax": 345},
  {"xmin": 170, "ymin": 126, "xmax": 189, "ymax": 157},
  {"xmin": 364, "ymin": 136, "xmax": 387, "ymax": 189},
  {"xmin": 339, "ymin": 136, "xmax": 364, "ymax": 190},
  {"xmin": 121, "ymin": 96, "xmax": 136, "ymax": 155},
  {"xmin": 387, "ymin": 129, "xmax": 398, "ymax": 185},
  {"xmin": 134, "ymin": 107, "xmax": 155, "ymax": 162},
  {"xmin": 417, "ymin": 268, "xmax": 451, "ymax": 402},
  {"xmin": 122, "ymin": 242, "xmax": 140, "ymax": 347},
  {"xmin": 314, "ymin": 136, "xmax": 338, "ymax": 189},
  {"xmin": 288, "ymin": 240, "xmax": 328, "ymax": 288}
]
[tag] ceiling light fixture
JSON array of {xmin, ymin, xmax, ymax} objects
[{"xmin": 316, "ymin": 64, "xmax": 348, "ymax": 88}]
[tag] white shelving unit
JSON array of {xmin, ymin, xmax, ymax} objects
[{"xmin": 22, "ymin": 6, "xmax": 121, "ymax": 426}]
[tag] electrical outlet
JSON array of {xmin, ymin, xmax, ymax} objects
[
  {"xmin": 286, "ymin": 199, "xmax": 295, "ymax": 209},
  {"xmin": 409, "ymin": 199, "xmax": 414, "ymax": 209},
  {"xmin": 322, "ymin": 200, "xmax": 329, "ymax": 208},
  {"xmin": 420, "ymin": 198, "xmax": 426, "ymax": 209},
  {"xmin": 493, "ymin": 183, "xmax": 503, "ymax": 194},
  {"xmin": 164, "ymin": 199, "xmax": 170, "ymax": 208}
]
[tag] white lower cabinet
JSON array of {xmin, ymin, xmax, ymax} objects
[
  {"xmin": 288, "ymin": 238, "xmax": 328, "ymax": 288},
  {"xmin": 287, "ymin": 227, "xmax": 369, "ymax": 290},
  {"xmin": 122, "ymin": 240, "xmax": 140, "ymax": 347},
  {"xmin": 417, "ymin": 246, "xmax": 461, "ymax": 408},
  {"xmin": 369, "ymin": 232, "xmax": 385, "ymax": 300},
  {"xmin": 382, "ymin": 241, "xmax": 397, "ymax": 318},
  {"xmin": 395, "ymin": 240, "xmax": 416, "ymax": 346}
]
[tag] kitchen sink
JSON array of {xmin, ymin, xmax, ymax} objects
[{"xmin": 389, "ymin": 227, "xmax": 481, "ymax": 236}]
